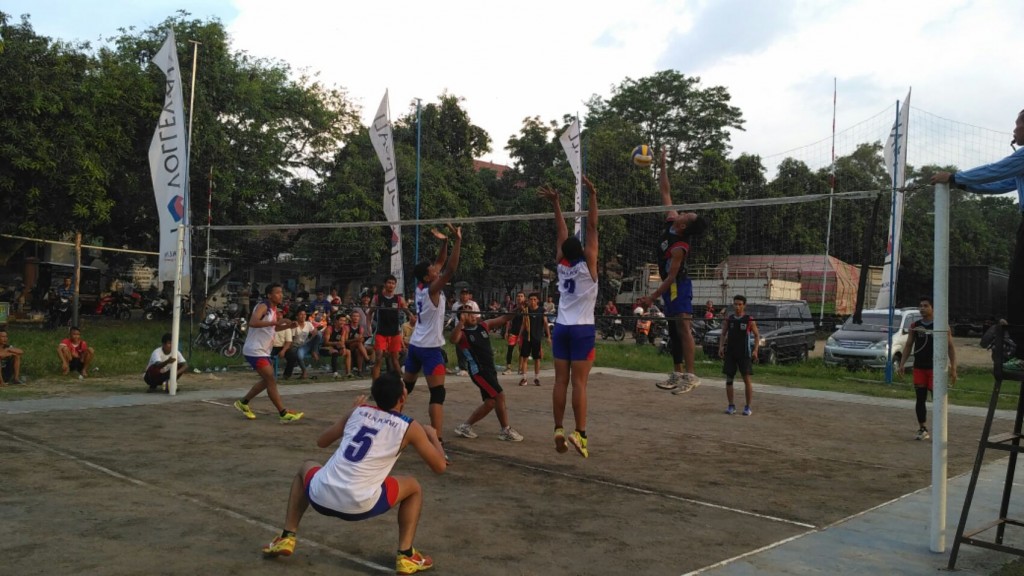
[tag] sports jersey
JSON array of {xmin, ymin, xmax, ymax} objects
[
  {"xmin": 457, "ymin": 322, "xmax": 498, "ymax": 379},
  {"xmin": 374, "ymin": 293, "xmax": 404, "ymax": 336},
  {"xmin": 555, "ymin": 257, "xmax": 597, "ymax": 326},
  {"xmin": 910, "ymin": 319, "xmax": 934, "ymax": 370},
  {"xmin": 410, "ymin": 283, "xmax": 446, "ymax": 348},
  {"xmin": 308, "ymin": 405, "xmax": 411, "ymax": 514},
  {"xmin": 724, "ymin": 314, "xmax": 755, "ymax": 357},
  {"xmin": 242, "ymin": 302, "xmax": 276, "ymax": 357},
  {"xmin": 655, "ymin": 222, "xmax": 690, "ymax": 281}
]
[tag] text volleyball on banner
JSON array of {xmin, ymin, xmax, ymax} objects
[
  {"xmin": 148, "ymin": 28, "xmax": 191, "ymax": 289},
  {"xmin": 370, "ymin": 90, "xmax": 405, "ymax": 294},
  {"xmin": 559, "ymin": 118, "xmax": 582, "ymax": 236}
]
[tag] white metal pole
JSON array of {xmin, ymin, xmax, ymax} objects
[
  {"xmin": 930, "ymin": 182, "xmax": 950, "ymax": 552},
  {"xmin": 169, "ymin": 224, "xmax": 186, "ymax": 396}
]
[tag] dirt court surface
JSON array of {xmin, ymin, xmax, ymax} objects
[{"xmin": 0, "ymin": 368, "xmax": 1002, "ymax": 576}]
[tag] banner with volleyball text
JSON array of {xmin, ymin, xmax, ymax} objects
[
  {"xmin": 559, "ymin": 118, "xmax": 583, "ymax": 237},
  {"xmin": 148, "ymin": 28, "xmax": 191, "ymax": 289},
  {"xmin": 875, "ymin": 88, "xmax": 911, "ymax": 310},
  {"xmin": 370, "ymin": 90, "xmax": 405, "ymax": 294}
]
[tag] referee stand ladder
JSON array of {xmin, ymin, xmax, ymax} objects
[{"xmin": 949, "ymin": 323, "xmax": 1024, "ymax": 569}]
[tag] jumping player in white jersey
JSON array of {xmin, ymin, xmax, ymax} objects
[
  {"xmin": 538, "ymin": 176, "xmax": 599, "ymax": 458},
  {"xmin": 234, "ymin": 283, "xmax": 304, "ymax": 422},
  {"xmin": 403, "ymin": 224, "xmax": 462, "ymax": 461},
  {"xmin": 261, "ymin": 373, "xmax": 447, "ymax": 574}
]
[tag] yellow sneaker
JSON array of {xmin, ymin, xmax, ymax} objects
[
  {"xmin": 262, "ymin": 535, "xmax": 295, "ymax": 558},
  {"xmin": 568, "ymin": 430, "xmax": 589, "ymax": 458},
  {"xmin": 279, "ymin": 410, "xmax": 304, "ymax": 423},
  {"xmin": 396, "ymin": 548, "xmax": 433, "ymax": 574},
  {"xmin": 554, "ymin": 427, "xmax": 568, "ymax": 453},
  {"xmin": 233, "ymin": 400, "xmax": 256, "ymax": 420}
]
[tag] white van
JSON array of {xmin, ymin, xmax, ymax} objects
[{"xmin": 823, "ymin": 308, "xmax": 922, "ymax": 370}]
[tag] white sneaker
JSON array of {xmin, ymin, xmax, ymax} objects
[
  {"xmin": 501, "ymin": 368, "xmax": 513, "ymax": 375},
  {"xmin": 332, "ymin": 372, "xmax": 340, "ymax": 378},
  {"xmin": 672, "ymin": 373, "xmax": 702, "ymax": 395},
  {"xmin": 498, "ymin": 426, "xmax": 524, "ymax": 442},
  {"xmin": 456, "ymin": 369, "xmax": 467, "ymax": 377},
  {"xmin": 454, "ymin": 423, "xmax": 478, "ymax": 439},
  {"xmin": 656, "ymin": 372, "xmax": 680, "ymax": 390}
]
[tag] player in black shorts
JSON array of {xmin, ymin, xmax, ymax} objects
[
  {"xmin": 518, "ymin": 293, "xmax": 550, "ymax": 386},
  {"xmin": 717, "ymin": 295, "xmax": 760, "ymax": 416}
]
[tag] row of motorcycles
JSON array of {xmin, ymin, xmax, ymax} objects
[
  {"xmin": 598, "ymin": 314, "xmax": 719, "ymax": 355},
  {"xmin": 193, "ymin": 305, "xmax": 248, "ymax": 358}
]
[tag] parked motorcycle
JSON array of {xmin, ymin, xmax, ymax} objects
[
  {"xmin": 598, "ymin": 316, "xmax": 625, "ymax": 341},
  {"xmin": 95, "ymin": 292, "xmax": 133, "ymax": 320},
  {"xmin": 194, "ymin": 310, "xmax": 247, "ymax": 357},
  {"xmin": 47, "ymin": 293, "xmax": 72, "ymax": 329},
  {"xmin": 143, "ymin": 297, "xmax": 171, "ymax": 321}
]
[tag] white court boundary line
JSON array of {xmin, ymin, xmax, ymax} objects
[{"xmin": 0, "ymin": 428, "xmax": 392, "ymax": 574}]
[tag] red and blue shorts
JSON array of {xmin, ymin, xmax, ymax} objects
[
  {"xmin": 244, "ymin": 355, "xmax": 272, "ymax": 370},
  {"xmin": 552, "ymin": 324, "xmax": 596, "ymax": 362},
  {"xmin": 304, "ymin": 466, "xmax": 399, "ymax": 521},
  {"xmin": 403, "ymin": 344, "xmax": 446, "ymax": 377}
]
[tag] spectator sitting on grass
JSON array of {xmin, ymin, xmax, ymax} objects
[
  {"xmin": 0, "ymin": 329, "xmax": 25, "ymax": 385},
  {"xmin": 57, "ymin": 326, "xmax": 94, "ymax": 379}
]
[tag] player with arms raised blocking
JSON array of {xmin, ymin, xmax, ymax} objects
[
  {"xmin": 403, "ymin": 224, "xmax": 462, "ymax": 462},
  {"xmin": 538, "ymin": 176, "xmax": 599, "ymax": 458},
  {"xmin": 261, "ymin": 373, "xmax": 447, "ymax": 574}
]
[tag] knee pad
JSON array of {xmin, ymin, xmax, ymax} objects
[{"xmin": 429, "ymin": 385, "xmax": 446, "ymax": 405}]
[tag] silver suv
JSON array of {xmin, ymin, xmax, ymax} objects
[{"xmin": 823, "ymin": 308, "xmax": 922, "ymax": 370}]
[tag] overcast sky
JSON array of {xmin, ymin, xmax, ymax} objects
[{"xmin": 6, "ymin": 0, "xmax": 1021, "ymax": 168}]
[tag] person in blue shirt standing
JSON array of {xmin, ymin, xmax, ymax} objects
[{"xmin": 932, "ymin": 109, "xmax": 1024, "ymax": 369}]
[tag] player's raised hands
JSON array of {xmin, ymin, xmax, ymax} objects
[
  {"xmin": 429, "ymin": 228, "xmax": 447, "ymax": 240},
  {"xmin": 447, "ymin": 223, "xmax": 462, "ymax": 240},
  {"xmin": 582, "ymin": 176, "xmax": 597, "ymax": 197},
  {"xmin": 538, "ymin": 184, "xmax": 559, "ymax": 203}
]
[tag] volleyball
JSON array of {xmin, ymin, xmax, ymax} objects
[{"xmin": 632, "ymin": 145, "xmax": 654, "ymax": 167}]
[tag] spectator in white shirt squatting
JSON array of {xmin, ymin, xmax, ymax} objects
[{"xmin": 145, "ymin": 333, "xmax": 187, "ymax": 393}]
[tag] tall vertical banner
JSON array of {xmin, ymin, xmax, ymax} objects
[
  {"xmin": 875, "ymin": 88, "xmax": 911, "ymax": 310},
  {"xmin": 370, "ymin": 91, "xmax": 405, "ymax": 294},
  {"xmin": 149, "ymin": 29, "xmax": 191, "ymax": 289},
  {"xmin": 559, "ymin": 118, "xmax": 583, "ymax": 237}
]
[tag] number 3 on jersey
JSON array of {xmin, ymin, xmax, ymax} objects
[
  {"xmin": 562, "ymin": 278, "xmax": 576, "ymax": 294},
  {"xmin": 343, "ymin": 426, "xmax": 379, "ymax": 462}
]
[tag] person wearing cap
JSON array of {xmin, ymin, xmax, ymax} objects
[
  {"xmin": 451, "ymin": 287, "xmax": 480, "ymax": 376},
  {"xmin": 144, "ymin": 332, "xmax": 188, "ymax": 392}
]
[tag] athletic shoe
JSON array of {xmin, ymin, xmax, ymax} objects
[
  {"xmin": 554, "ymin": 427, "xmax": 568, "ymax": 453},
  {"xmin": 568, "ymin": 430, "xmax": 589, "ymax": 458},
  {"xmin": 440, "ymin": 440, "xmax": 450, "ymax": 464},
  {"xmin": 916, "ymin": 427, "xmax": 930, "ymax": 441},
  {"xmin": 655, "ymin": 372, "xmax": 680, "ymax": 390},
  {"xmin": 498, "ymin": 426, "xmax": 524, "ymax": 442},
  {"xmin": 519, "ymin": 378, "xmax": 528, "ymax": 387},
  {"xmin": 396, "ymin": 548, "xmax": 433, "ymax": 574},
  {"xmin": 456, "ymin": 369, "xmax": 467, "ymax": 377},
  {"xmin": 725, "ymin": 404, "xmax": 736, "ymax": 415},
  {"xmin": 454, "ymin": 423, "xmax": 478, "ymax": 439},
  {"xmin": 234, "ymin": 400, "xmax": 256, "ymax": 420},
  {"xmin": 533, "ymin": 377, "xmax": 541, "ymax": 387},
  {"xmin": 673, "ymin": 373, "xmax": 702, "ymax": 395},
  {"xmin": 345, "ymin": 372, "xmax": 355, "ymax": 379},
  {"xmin": 742, "ymin": 405, "xmax": 752, "ymax": 416},
  {"xmin": 262, "ymin": 535, "xmax": 296, "ymax": 558},
  {"xmin": 502, "ymin": 368, "xmax": 513, "ymax": 375},
  {"xmin": 1003, "ymin": 358, "xmax": 1024, "ymax": 373},
  {"xmin": 332, "ymin": 372, "xmax": 340, "ymax": 378},
  {"xmin": 279, "ymin": 410, "xmax": 304, "ymax": 423}
]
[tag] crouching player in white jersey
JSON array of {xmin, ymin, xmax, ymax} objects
[
  {"xmin": 403, "ymin": 224, "xmax": 462, "ymax": 462},
  {"xmin": 538, "ymin": 176, "xmax": 599, "ymax": 458},
  {"xmin": 261, "ymin": 373, "xmax": 447, "ymax": 574}
]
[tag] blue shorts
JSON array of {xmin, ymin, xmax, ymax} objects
[
  {"xmin": 552, "ymin": 324, "xmax": 595, "ymax": 362},
  {"xmin": 305, "ymin": 467, "xmax": 398, "ymax": 521},
  {"xmin": 403, "ymin": 344, "xmax": 446, "ymax": 377},
  {"xmin": 245, "ymin": 355, "xmax": 272, "ymax": 370},
  {"xmin": 663, "ymin": 278, "xmax": 693, "ymax": 316}
]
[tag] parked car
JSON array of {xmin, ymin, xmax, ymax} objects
[
  {"xmin": 823, "ymin": 308, "xmax": 922, "ymax": 370},
  {"xmin": 702, "ymin": 300, "xmax": 816, "ymax": 364}
]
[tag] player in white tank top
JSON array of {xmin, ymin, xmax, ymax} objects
[
  {"xmin": 410, "ymin": 282, "xmax": 446, "ymax": 348},
  {"xmin": 539, "ymin": 177, "xmax": 599, "ymax": 459},
  {"xmin": 242, "ymin": 303, "xmax": 277, "ymax": 357},
  {"xmin": 556, "ymin": 258, "xmax": 598, "ymax": 326},
  {"xmin": 401, "ymin": 224, "xmax": 463, "ymax": 462},
  {"xmin": 261, "ymin": 373, "xmax": 447, "ymax": 568}
]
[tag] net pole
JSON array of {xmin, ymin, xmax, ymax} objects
[
  {"xmin": 930, "ymin": 182, "xmax": 950, "ymax": 552},
  {"xmin": 819, "ymin": 78, "xmax": 836, "ymax": 323},
  {"xmin": 169, "ymin": 224, "xmax": 186, "ymax": 396},
  {"xmin": 415, "ymin": 98, "xmax": 422, "ymax": 265}
]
